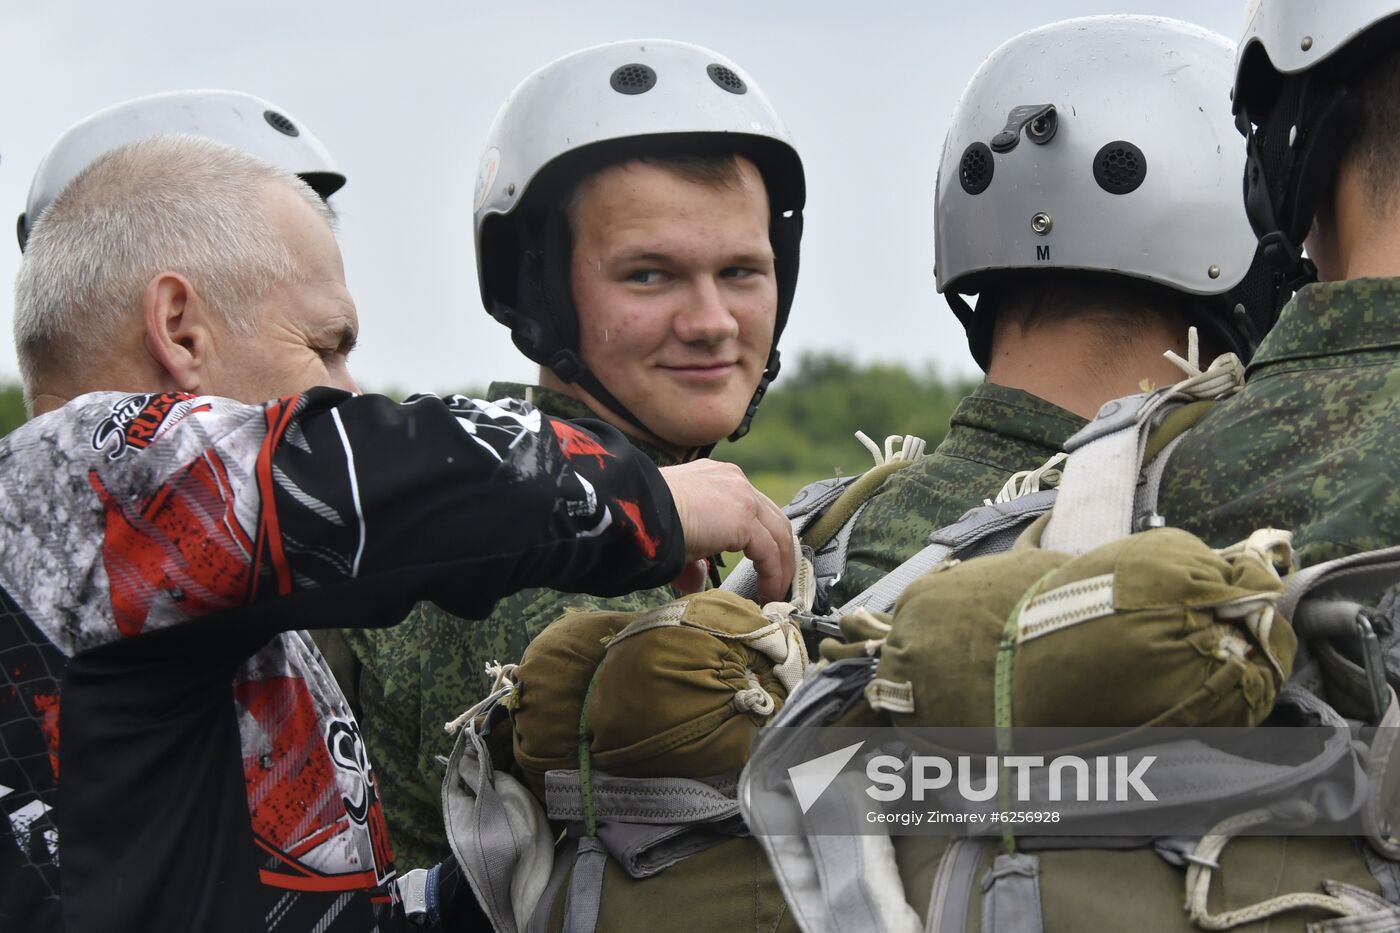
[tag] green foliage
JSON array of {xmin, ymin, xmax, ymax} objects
[
  {"xmin": 0, "ymin": 385, "xmax": 26, "ymax": 438},
  {"xmin": 0, "ymin": 356, "xmax": 978, "ymax": 486},
  {"xmin": 715, "ymin": 352, "xmax": 976, "ymax": 482}
]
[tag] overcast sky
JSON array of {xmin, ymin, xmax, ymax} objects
[{"xmin": 0, "ymin": 0, "xmax": 1246, "ymax": 393}]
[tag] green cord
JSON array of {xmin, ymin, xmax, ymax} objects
[
  {"xmin": 578, "ymin": 669, "xmax": 603, "ymax": 838},
  {"xmin": 995, "ymin": 571, "xmax": 1054, "ymax": 855}
]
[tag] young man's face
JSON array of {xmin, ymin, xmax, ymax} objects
[{"xmin": 567, "ymin": 156, "xmax": 777, "ymax": 449}]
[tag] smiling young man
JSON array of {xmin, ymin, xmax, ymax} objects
[
  {"xmin": 342, "ymin": 39, "xmax": 806, "ymax": 871},
  {"xmin": 552, "ymin": 152, "xmax": 777, "ymax": 451}
]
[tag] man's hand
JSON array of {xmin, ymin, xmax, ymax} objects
[{"xmin": 659, "ymin": 460, "xmax": 794, "ymax": 603}]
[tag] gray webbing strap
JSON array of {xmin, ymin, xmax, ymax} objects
[
  {"xmin": 527, "ymin": 845, "xmax": 575, "ymax": 933},
  {"xmin": 926, "ymin": 839, "xmax": 983, "ymax": 933},
  {"xmin": 442, "ymin": 693, "xmax": 528, "ymax": 933},
  {"xmin": 1134, "ymin": 431, "xmax": 1190, "ymax": 525},
  {"xmin": 836, "ymin": 541, "xmax": 952, "ymax": 616},
  {"xmin": 799, "ymin": 773, "xmax": 921, "ymax": 933},
  {"xmin": 595, "ymin": 817, "xmax": 745, "ymax": 879},
  {"xmin": 744, "ymin": 660, "xmax": 899, "ymax": 933},
  {"xmin": 813, "ymin": 500, "xmax": 872, "ymax": 587},
  {"xmin": 1280, "ymin": 545, "xmax": 1400, "ymax": 621},
  {"xmin": 1044, "ymin": 352, "xmax": 1244, "ymax": 554},
  {"xmin": 1281, "ymin": 545, "xmax": 1400, "ymax": 723},
  {"xmin": 1362, "ymin": 689, "xmax": 1400, "ymax": 860},
  {"xmin": 811, "ymin": 832, "xmax": 915, "ymax": 933},
  {"xmin": 561, "ymin": 836, "xmax": 607, "ymax": 933},
  {"xmin": 544, "ymin": 770, "xmax": 741, "ymax": 824},
  {"xmin": 838, "ymin": 490, "xmax": 1059, "ymax": 617},
  {"xmin": 723, "ymin": 558, "xmax": 768, "ymax": 602},
  {"xmin": 979, "ymin": 853, "xmax": 1044, "ymax": 933},
  {"xmin": 1361, "ymin": 844, "xmax": 1400, "ymax": 904},
  {"xmin": 1041, "ymin": 392, "xmax": 1155, "ymax": 555},
  {"xmin": 919, "ymin": 729, "xmax": 1361, "ymax": 828}
]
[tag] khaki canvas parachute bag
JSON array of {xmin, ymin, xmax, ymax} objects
[
  {"xmin": 740, "ymin": 347, "xmax": 1400, "ymax": 933},
  {"xmin": 438, "ymin": 412, "xmax": 938, "ymax": 932},
  {"xmin": 862, "ymin": 521, "xmax": 1297, "ymax": 732},
  {"xmin": 435, "ymin": 423, "xmax": 933, "ymax": 933},
  {"xmin": 440, "ymin": 546, "xmax": 821, "ymax": 933}
]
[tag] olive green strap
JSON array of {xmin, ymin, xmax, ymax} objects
[
  {"xmin": 577, "ymin": 669, "xmax": 602, "ymax": 837},
  {"xmin": 802, "ymin": 459, "xmax": 913, "ymax": 551},
  {"xmin": 995, "ymin": 572, "xmax": 1055, "ymax": 854}
]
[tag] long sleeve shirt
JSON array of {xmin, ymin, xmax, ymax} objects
[{"xmin": 0, "ymin": 388, "xmax": 684, "ymax": 933}]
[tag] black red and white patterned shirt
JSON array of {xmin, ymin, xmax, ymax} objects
[{"xmin": 0, "ymin": 388, "xmax": 682, "ymax": 933}]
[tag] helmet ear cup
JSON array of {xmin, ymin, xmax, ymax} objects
[
  {"xmin": 768, "ymin": 209, "xmax": 802, "ymax": 348},
  {"xmin": 538, "ymin": 210, "xmax": 580, "ymax": 358},
  {"xmin": 511, "ymin": 210, "xmax": 581, "ymax": 376},
  {"xmin": 1280, "ymin": 88, "xmax": 1360, "ymax": 254},
  {"xmin": 1241, "ymin": 73, "xmax": 1360, "ymax": 326}
]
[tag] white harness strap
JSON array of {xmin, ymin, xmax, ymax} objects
[{"xmin": 1041, "ymin": 341, "xmax": 1244, "ymax": 555}]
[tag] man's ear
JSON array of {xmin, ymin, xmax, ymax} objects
[{"xmin": 141, "ymin": 272, "xmax": 210, "ymax": 392}]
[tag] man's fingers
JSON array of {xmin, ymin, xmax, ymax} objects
[
  {"xmin": 745, "ymin": 490, "xmax": 794, "ymax": 603},
  {"xmin": 745, "ymin": 511, "xmax": 788, "ymax": 604},
  {"xmin": 751, "ymin": 495, "xmax": 795, "ymax": 603},
  {"xmin": 657, "ymin": 460, "xmax": 796, "ymax": 600}
]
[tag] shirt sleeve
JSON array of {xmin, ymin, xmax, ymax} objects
[
  {"xmin": 259, "ymin": 389, "xmax": 683, "ymax": 612},
  {"xmin": 30, "ymin": 388, "xmax": 683, "ymax": 649}
]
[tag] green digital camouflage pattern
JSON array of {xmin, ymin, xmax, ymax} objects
[
  {"xmin": 830, "ymin": 381, "xmax": 1086, "ymax": 605},
  {"xmin": 344, "ymin": 383, "xmax": 681, "ymax": 870},
  {"xmin": 1160, "ymin": 278, "xmax": 1400, "ymax": 571}
]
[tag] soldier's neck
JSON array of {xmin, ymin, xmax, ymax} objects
[
  {"xmin": 1310, "ymin": 165, "xmax": 1400, "ymax": 282},
  {"xmin": 985, "ymin": 314, "xmax": 1191, "ymax": 421}
]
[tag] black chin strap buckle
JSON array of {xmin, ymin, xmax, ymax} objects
[
  {"xmin": 548, "ymin": 349, "xmax": 585, "ymax": 383},
  {"xmin": 728, "ymin": 350, "xmax": 781, "ymax": 443},
  {"xmin": 1257, "ymin": 230, "xmax": 1317, "ymax": 292}
]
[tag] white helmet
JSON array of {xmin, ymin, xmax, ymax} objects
[
  {"xmin": 935, "ymin": 16, "xmax": 1267, "ymax": 368},
  {"xmin": 18, "ymin": 89, "xmax": 345, "ymax": 250},
  {"xmin": 473, "ymin": 39, "xmax": 805, "ymax": 444},
  {"xmin": 1234, "ymin": 1, "xmax": 1400, "ymax": 306}
]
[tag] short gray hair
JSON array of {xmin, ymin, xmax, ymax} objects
[{"xmin": 13, "ymin": 134, "xmax": 336, "ymax": 388}]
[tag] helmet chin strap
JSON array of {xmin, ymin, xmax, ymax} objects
[
  {"xmin": 547, "ymin": 346, "xmax": 780, "ymax": 462},
  {"xmin": 546, "ymin": 347, "xmax": 702, "ymax": 461},
  {"xmin": 1239, "ymin": 72, "xmax": 1360, "ymax": 314}
]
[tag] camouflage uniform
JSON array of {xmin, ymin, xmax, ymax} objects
[
  {"xmin": 830, "ymin": 381, "xmax": 1086, "ymax": 605},
  {"xmin": 344, "ymin": 383, "xmax": 680, "ymax": 870},
  {"xmin": 1160, "ymin": 278, "xmax": 1400, "ymax": 571}
]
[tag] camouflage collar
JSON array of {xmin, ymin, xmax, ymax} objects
[
  {"xmin": 487, "ymin": 382, "xmax": 681, "ymax": 466},
  {"xmin": 939, "ymin": 381, "xmax": 1087, "ymax": 470},
  {"xmin": 1249, "ymin": 277, "xmax": 1400, "ymax": 374}
]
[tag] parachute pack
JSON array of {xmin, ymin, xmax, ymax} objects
[
  {"xmin": 442, "ymin": 344, "xmax": 1400, "ymax": 932},
  {"xmin": 439, "ymin": 545, "xmax": 818, "ymax": 933}
]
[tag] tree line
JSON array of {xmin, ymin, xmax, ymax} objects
[
  {"xmin": 715, "ymin": 353, "xmax": 975, "ymax": 478},
  {"xmin": 0, "ymin": 355, "xmax": 978, "ymax": 480}
]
